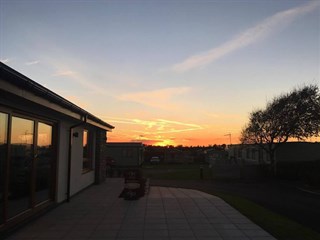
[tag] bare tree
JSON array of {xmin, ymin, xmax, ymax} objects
[{"xmin": 241, "ymin": 85, "xmax": 320, "ymax": 174}]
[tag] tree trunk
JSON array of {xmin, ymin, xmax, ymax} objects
[{"xmin": 269, "ymin": 150, "xmax": 277, "ymax": 177}]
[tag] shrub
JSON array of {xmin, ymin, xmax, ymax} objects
[{"xmin": 277, "ymin": 160, "xmax": 320, "ymax": 186}]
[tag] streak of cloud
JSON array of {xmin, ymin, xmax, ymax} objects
[
  {"xmin": 52, "ymin": 70, "xmax": 76, "ymax": 77},
  {"xmin": 173, "ymin": 1, "xmax": 320, "ymax": 72},
  {"xmin": 156, "ymin": 119, "xmax": 203, "ymax": 132},
  {"xmin": 42, "ymin": 53, "xmax": 110, "ymax": 95},
  {"xmin": 118, "ymin": 87, "xmax": 191, "ymax": 109},
  {"xmin": 106, "ymin": 117, "xmax": 203, "ymax": 134},
  {"xmin": 106, "ymin": 116, "xmax": 204, "ymax": 146},
  {"xmin": 25, "ymin": 60, "xmax": 39, "ymax": 65},
  {"xmin": 52, "ymin": 69, "xmax": 107, "ymax": 95}
]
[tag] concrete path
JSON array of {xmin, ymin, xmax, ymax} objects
[
  {"xmin": 7, "ymin": 178, "xmax": 276, "ymax": 240},
  {"xmin": 151, "ymin": 179, "xmax": 320, "ymax": 233}
]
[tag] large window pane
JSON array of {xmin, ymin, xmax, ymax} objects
[
  {"xmin": 8, "ymin": 117, "xmax": 34, "ymax": 218},
  {"xmin": 83, "ymin": 130, "xmax": 88, "ymax": 158},
  {"xmin": 35, "ymin": 123, "xmax": 53, "ymax": 204},
  {"xmin": 0, "ymin": 112, "xmax": 8, "ymax": 224},
  {"xmin": 82, "ymin": 130, "xmax": 92, "ymax": 171}
]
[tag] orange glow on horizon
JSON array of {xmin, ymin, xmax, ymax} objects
[
  {"xmin": 108, "ymin": 131, "xmax": 241, "ymax": 147},
  {"xmin": 105, "ymin": 116, "xmax": 243, "ymax": 146},
  {"xmin": 108, "ymin": 133, "xmax": 320, "ymax": 146},
  {"xmin": 152, "ymin": 139, "xmax": 176, "ymax": 147}
]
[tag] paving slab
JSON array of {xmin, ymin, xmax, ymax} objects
[{"xmin": 6, "ymin": 178, "xmax": 277, "ymax": 240}]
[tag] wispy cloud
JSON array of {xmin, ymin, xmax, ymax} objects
[
  {"xmin": 25, "ymin": 60, "xmax": 39, "ymax": 65},
  {"xmin": 205, "ymin": 112, "xmax": 246, "ymax": 120},
  {"xmin": 52, "ymin": 69, "xmax": 108, "ymax": 94},
  {"xmin": 52, "ymin": 70, "xmax": 76, "ymax": 77},
  {"xmin": 155, "ymin": 119, "xmax": 203, "ymax": 133},
  {"xmin": 173, "ymin": 1, "xmax": 320, "ymax": 72},
  {"xmin": 118, "ymin": 87, "xmax": 191, "ymax": 109},
  {"xmin": 107, "ymin": 117, "xmax": 203, "ymax": 134},
  {"xmin": 106, "ymin": 116, "xmax": 203, "ymax": 146},
  {"xmin": 43, "ymin": 54, "xmax": 108, "ymax": 95}
]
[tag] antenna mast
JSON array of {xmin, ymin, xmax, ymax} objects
[{"xmin": 224, "ymin": 133, "xmax": 231, "ymax": 145}]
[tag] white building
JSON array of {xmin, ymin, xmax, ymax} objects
[{"xmin": 0, "ymin": 62, "xmax": 114, "ymax": 233}]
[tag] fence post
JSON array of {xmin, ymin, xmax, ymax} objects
[{"xmin": 200, "ymin": 165, "xmax": 203, "ymax": 179}]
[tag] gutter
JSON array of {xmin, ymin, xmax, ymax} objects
[{"xmin": 67, "ymin": 115, "xmax": 87, "ymax": 202}]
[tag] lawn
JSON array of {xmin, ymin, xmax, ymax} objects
[
  {"xmin": 141, "ymin": 163, "xmax": 212, "ymax": 180},
  {"xmin": 214, "ymin": 191, "xmax": 320, "ymax": 240},
  {"xmin": 143, "ymin": 163, "xmax": 320, "ymax": 240}
]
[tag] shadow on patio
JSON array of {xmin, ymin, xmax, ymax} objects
[{"xmin": 7, "ymin": 178, "xmax": 276, "ymax": 240}]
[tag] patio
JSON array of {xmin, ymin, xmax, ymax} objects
[{"xmin": 7, "ymin": 178, "xmax": 276, "ymax": 240}]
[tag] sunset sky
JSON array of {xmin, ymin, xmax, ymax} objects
[{"xmin": 1, "ymin": 0, "xmax": 319, "ymax": 146}]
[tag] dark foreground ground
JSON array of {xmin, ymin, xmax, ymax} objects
[{"xmin": 151, "ymin": 179, "xmax": 320, "ymax": 234}]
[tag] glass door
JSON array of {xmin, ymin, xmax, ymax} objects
[
  {"xmin": 6, "ymin": 116, "xmax": 55, "ymax": 219},
  {"xmin": 8, "ymin": 117, "xmax": 34, "ymax": 218},
  {"xmin": 0, "ymin": 111, "xmax": 55, "ymax": 224},
  {"xmin": 35, "ymin": 122, "xmax": 53, "ymax": 204}
]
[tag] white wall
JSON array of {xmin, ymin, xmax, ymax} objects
[
  {"xmin": 56, "ymin": 124, "xmax": 97, "ymax": 202},
  {"xmin": 70, "ymin": 126, "xmax": 96, "ymax": 196}
]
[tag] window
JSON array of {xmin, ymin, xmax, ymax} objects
[
  {"xmin": 252, "ymin": 149, "xmax": 257, "ymax": 160},
  {"xmin": 122, "ymin": 148, "xmax": 133, "ymax": 158},
  {"xmin": 237, "ymin": 148, "xmax": 242, "ymax": 158},
  {"xmin": 0, "ymin": 112, "xmax": 8, "ymax": 224},
  {"xmin": 35, "ymin": 123, "xmax": 53, "ymax": 204},
  {"xmin": 8, "ymin": 117, "xmax": 34, "ymax": 218},
  {"xmin": 82, "ymin": 130, "xmax": 92, "ymax": 172},
  {"xmin": 246, "ymin": 148, "xmax": 251, "ymax": 159}
]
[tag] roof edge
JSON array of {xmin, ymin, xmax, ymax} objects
[{"xmin": 0, "ymin": 62, "xmax": 114, "ymax": 130}]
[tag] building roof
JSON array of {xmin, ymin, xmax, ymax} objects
[
  {"xmin": 0, "ymin": 62, "xmax": 114, "ymax": 131},
  {"xmin": 228, "ymin": 142, "xmax": 319, "ymax": 148}
]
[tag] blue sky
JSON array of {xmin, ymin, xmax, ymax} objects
[{"xmin": 1, "ymin": 0, "xmax": 319, "ymax": 145}]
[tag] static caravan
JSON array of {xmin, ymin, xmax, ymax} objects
[
  {"xmin": 228, "ymin": 142, "xmax": 320, "ymax": 164},
  {"xmin": 106, "ymin": 142, "xmax": 144, "ymax": 167}
]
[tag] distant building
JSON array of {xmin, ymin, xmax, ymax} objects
[
  {"xmin": 0, "ymin": 62, "xmax": 114, "ymax": 234},
  {"xmin": 205, "ymin": 149, "xmax": 228, "ymax": 165},
  {"xmin": 164, "ymin": 148, "xmax": 193, "ymax": 164},
  {"xmin": 228, "ymin": 142, "xmax": 320, "ymax": 164},
  {"xmin": 106, "ymin": 142, "xmax": 144, "ymax": 167}
]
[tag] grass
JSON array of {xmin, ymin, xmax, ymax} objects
[
  {"xmin": 142, "ymin": 163, "xmax": 320, "ymax": 240},
  {"xmin": 141, "ymin": 163, "xmax": 212, "ymax": 180},
  {"xmin": 212, "ymin": 191, "xmax": 320, "ymax": 240}
]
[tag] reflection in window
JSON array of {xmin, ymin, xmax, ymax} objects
[
  {"xmin": 8, "ymin": 117, "xmax": 34, "ymax": 218},
  {"xmin": 82, "ymin": 130, "xmax": 92, "ymax": 172},
  {"xmin": 83, "ymin": 130, "xmax": 88, "ymax": 158},
  {"xmin": 0, "ymin": 112, "xmax": 8, "ymax": 224},
  {"xmin": 35, "ymin": 123, "xmax": 52, "ymax": 204}
]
